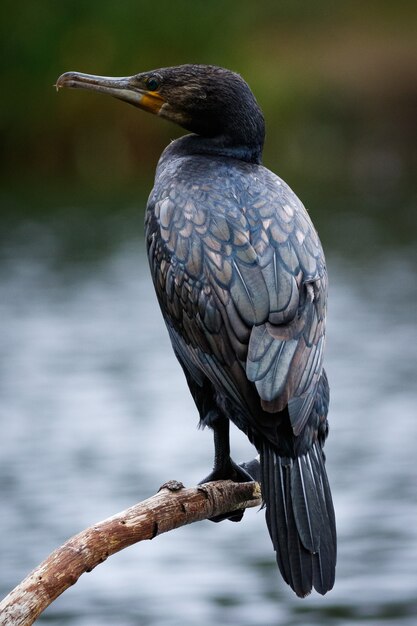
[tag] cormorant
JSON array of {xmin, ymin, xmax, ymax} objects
[{"xmin": 56, "ymin": 64, "xmax": 336, "ymax": 597}]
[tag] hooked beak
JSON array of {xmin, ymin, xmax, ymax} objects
[{"xmin": 55, "ymin": 71, "xmax": 166, "ymax": 114}]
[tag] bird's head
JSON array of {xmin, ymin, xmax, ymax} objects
[{"xmin": 56, "ymin": 64, "xmax": 265, "ymax": 162}]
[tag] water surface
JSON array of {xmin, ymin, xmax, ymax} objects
[{"xmin": 0, "ymin": 209, "xmax": 416, "ymax": 625}]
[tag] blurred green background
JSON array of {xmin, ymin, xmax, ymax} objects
[{"xmin": 1, "ymin": 0, "xmax": 416, "ymax": 252}]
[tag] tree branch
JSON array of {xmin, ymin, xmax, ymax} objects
[{"xmin": 0, "ymin": 479, "xmax": 261, "ymax": 625}]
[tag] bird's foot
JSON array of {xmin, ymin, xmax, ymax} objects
[{"xmin": 199, "ymin": 459, "xmax": 254, "ymax": 523}]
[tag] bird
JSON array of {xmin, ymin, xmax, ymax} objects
[{"xmin": 56, "ymin": 64, "xmax": 336, "ymax": 597}]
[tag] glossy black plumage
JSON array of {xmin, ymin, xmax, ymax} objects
[{"xmin": 56, "ymin": 63, "xmax": 336, "ymax": 597}]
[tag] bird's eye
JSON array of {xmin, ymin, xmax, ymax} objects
[{"xmin": 146, "ymin": 76, "xmax": 160, "ymax": 91}]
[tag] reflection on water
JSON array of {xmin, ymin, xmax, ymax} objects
[{"xmin": 0, "ymin": 211, "xmax": 416, "ymax": 625}]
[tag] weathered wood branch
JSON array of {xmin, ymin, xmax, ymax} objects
[{"xmin": 0, "ymin": 479, "xmax": 261, "ymax": 625}]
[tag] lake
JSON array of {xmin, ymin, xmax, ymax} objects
[{"xmin": 0, "ymin": 201, "xmax": 416, "ymax": 625}]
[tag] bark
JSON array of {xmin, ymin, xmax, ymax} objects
[{"xmin": 0, "ymin": 479, "xmax": 261, "ymax": 625}]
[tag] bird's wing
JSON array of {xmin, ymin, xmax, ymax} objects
[
  {"xmin": 146, "ymin": 161, "xmax": 327, "ymax": 437},
  {"xmin": 244, "ymin": 170, "xmax": 328, "ymax": 435},
  {"xmin": 146, "ymin": 185, "xmax": 256, "ymax": 415}
]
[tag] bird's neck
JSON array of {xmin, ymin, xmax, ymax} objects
[{"xmin": 166, "ymin": 133, "xmax": 263, "ymax": 165}]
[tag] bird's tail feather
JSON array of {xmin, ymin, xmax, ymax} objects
[{"xmin": 260, "ymin": 441, "xmax": 336, "ymax": 597}]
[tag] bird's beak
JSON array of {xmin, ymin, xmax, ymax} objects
[{"xmin": 55, "ymin": 71, "xmax": 166, "ymax": 115}]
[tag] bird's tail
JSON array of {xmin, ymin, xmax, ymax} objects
[{"xmin": 260, "ymin": 441, "xmax": 336, "ymax": 597}]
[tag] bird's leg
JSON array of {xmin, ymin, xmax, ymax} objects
[
  {"xmin": 199, "ymin": 415, "xmax": 253, "ymax": 522},
  {"xmin": 200, "ymin": 416, "xmax": 252, "ymax": 483}
]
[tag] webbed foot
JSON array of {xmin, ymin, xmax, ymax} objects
[{"xmin": 199, "ymin": 459, "xmax": 254, "ymax": 523}]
